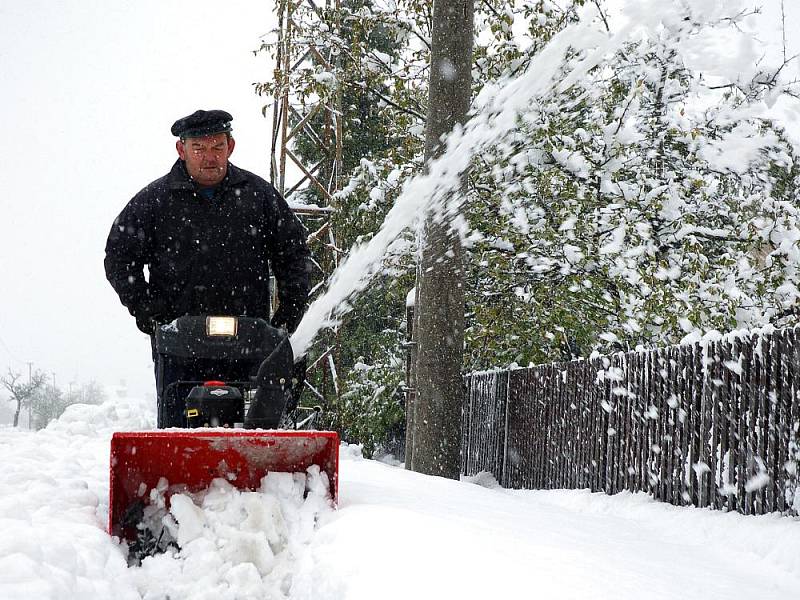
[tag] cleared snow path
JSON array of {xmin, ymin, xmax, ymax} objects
[
  {"xmin": 326, "ymin": 454, "xmax": 800, "ymax": 599},
  {"xmin": 0, "ymin": 398, "xmax": 798, "ymax": 600}
]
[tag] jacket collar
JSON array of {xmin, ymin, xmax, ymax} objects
[{"xmin": 167, "ymin": 159, "xmax": 248, "ymax": 191}]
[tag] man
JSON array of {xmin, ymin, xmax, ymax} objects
[{"xmin": 105, "ymin": 109, "xmax": 310, "ymax": 426}]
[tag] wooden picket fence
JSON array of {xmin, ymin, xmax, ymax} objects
[{"xmin": 462, "ymin": 326, "xmax": 800, "ymax": 516}]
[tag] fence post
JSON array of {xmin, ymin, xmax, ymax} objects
[
  {"xmin": 736, "ymin": 336, "xmax": 753, "ymax": 515},
  {"xmin": 501, "ymin": 369, "xmax": 512, "ymax": 487},
  {"xmin": 767, "ymin": 331, "xmax": 782, "ymax": 512},
  {"xmin": 461, "ymin": 373, "xmax": 472, "ymax": 476},
  {"xmin": 404, "ymin": 304, "xmax": 416, "ymax": 469},
  {"xmin": 787, "ymin": 328, "xmax": 800, "ymax": 514},
  {"xmin": 661, "ymin": 347, "xmax": 674, "ymax": 506},
  {"xmin": 591, "ymin": 356, "xmax": 604, "ymax": 493},
  {"xmin": 761, "ymin": 332, "xmax": 772, "ymax": 512},
  {"xmin": 676, "ymin": 344, "xmax": 690, "ymax": 505}
]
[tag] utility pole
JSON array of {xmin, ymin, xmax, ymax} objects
[
  {"xmin": 26, "ymin": 361, "xmax": 33, "ymax": 429},
  {"xmin": 410, "ymin": 0, "xmax": 474, "ymax": 479}
]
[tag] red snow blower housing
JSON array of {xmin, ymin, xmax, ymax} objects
[{"xmin": 108, "ymin": 316, "xmax": 339, "ymax": 554}]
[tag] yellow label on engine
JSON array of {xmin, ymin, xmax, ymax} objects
[{"xmin": 187, "ymin": 408, "xmax": 199, "ymax": 418}]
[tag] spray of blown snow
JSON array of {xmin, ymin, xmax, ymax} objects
[{"xmin": 289, "ymin": 1, "xmax": 683, "ymax": 359}]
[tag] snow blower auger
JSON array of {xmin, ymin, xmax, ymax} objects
[{"xmin": 108, "ymin": 316, "xmax": 339, "ymax": 555}]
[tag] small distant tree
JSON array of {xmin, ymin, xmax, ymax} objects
[
  {"xmin": 1, "ymin": 368, "xmax": 46, "ymax": 427},
  {"xmin": 30, "ymin": 384, "xmax": 70, "ymax": 429}
]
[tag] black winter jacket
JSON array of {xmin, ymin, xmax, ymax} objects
[{"xmin": 104, "ymin": 160, "xmax": 310, "ymax": 334}]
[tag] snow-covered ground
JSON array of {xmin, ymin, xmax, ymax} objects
[{"xmin": 0, "ymin": 398, "xmax": 799, "ymax": 600}]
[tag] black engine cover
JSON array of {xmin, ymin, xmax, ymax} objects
[{"xmin": 185, "ymin": 385, "xmax": 244, "ymax": 428}]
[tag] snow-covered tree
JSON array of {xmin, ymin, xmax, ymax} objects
[
  {"xmin": 464, "ymin": 2, "xmax": 800, "ymax": 366},
  {"xmin": 337, "ymin": 344, "xmax": 405, "ymax": 457}
]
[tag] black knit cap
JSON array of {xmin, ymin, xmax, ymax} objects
[{"xmin": 171, "ymin": 109, "xmax": 233, "ymax": 139}]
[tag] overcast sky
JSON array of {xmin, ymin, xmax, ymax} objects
[{"xmin": 0, "ymin": 1, "xmax": 798, "ymax": 404}]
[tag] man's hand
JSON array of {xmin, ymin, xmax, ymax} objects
[
  {"xmin": 134, "ymin": 294, "xmax": 165, "ymax": 335},
  {"xmin": 271, "ymin": 298, "xmax": 306, "ymax": 334},
  {"xmin": 135, "ymin": 313, "xmax": 159, "ymax": 335}
]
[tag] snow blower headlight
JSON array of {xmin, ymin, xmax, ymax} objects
[{"xmin": 206, "ymin": 316, "xmax": 238, "ymax": 337}]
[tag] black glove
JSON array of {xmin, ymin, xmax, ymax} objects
[
  {"xmin": 135, "ymin": 313, "xmax": 159, "ymax": 335},
  {"xmin": 133, "ymin": 295, "xmax": 166, "ymax": 335},
  {"xmin": 271, "ymin": 304, "xmax": 303, "ymax": 334}
]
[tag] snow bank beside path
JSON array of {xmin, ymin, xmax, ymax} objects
[
  {"xmin": 523, "ymin": 487, "xmax": 800, "ymax": 581},
  {"xmin": 1, "ymin": 398, "xmax": 799, "ymax": 600},
  {"xmin": 0, "ymin": 397, "xmax": 151, "ymax": 600}
]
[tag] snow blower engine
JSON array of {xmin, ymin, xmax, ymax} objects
[
  {"xmin": 108, "ymin": 316, "xmax": 339, "ymax": 556},
  {"xmin": 154, "ymin": 315, "xmax": 295, "ymax": 430}
]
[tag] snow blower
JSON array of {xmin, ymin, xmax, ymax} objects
[{"xmin": 108, "ymin": 316, "xmax": 339, "ymax": 550}]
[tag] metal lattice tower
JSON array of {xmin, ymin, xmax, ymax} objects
[{"xmin": 270, "ymin": 0, "xmax": 344, "ymax": 409}]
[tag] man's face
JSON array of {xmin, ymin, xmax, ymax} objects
[{"xmin": 176, "ymin": 132, "xmax": 235, "ymax": 187}]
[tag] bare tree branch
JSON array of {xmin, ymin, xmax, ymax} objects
[
  {"xmin": 593, "ymin": 0, "xmax": 611, "ymax": 33},
  {"xmin": 781, "ymin": 0, "xmax": 788, "ymax": 64},
  {"xmin": 345, "ymin": 80, "xmax": 427, "ymax": 122}
]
